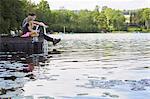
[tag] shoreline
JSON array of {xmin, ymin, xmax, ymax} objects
[{"xmin": 62, "ymin": 32, "xmax": 150, "ymax": 34}]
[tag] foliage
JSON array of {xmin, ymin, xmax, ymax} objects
[
  {"xmin": 0, "ymin": 0, "xmax": 25, "ymax": 34},
  {"xmin": 0, "ymin": 0, "xmax": 150, "ymax": 34}
]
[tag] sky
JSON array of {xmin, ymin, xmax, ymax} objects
[{"xmin": 32, "ymin": 0, "xmax": 150, "ymax": 10}]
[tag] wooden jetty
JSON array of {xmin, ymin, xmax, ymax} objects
[{"xmin": 0, "ymin": 36, "xmax": 48, "ymax": 55}]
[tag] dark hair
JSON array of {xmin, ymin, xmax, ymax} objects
[{"xmin": 28, "ymin": 13, "xmax": 36, "ymax": 16}]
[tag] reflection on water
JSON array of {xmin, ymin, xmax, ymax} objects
[
  {"xmin": 0, "ymin": 33, "xmax": 150, "ymax": 99},
  {"xmin": 0, "ymin": 53, "xmax": 48, "ymax": 98}
]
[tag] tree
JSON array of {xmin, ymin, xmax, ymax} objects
[
  {"xmin": 0, "ymin": 0, "xmax": 25, "ymax": 34},
  {"xmin": 77, "ymin": 10, "xmax": 98, "ymax": 32},
  {"xmin": 142, "ymin": 8, "xmax": 150, "ymax": 29},
  {"xmin": 103, "ymin": 8, "xmax": 125, "ymax": 31},
  {"xmin": 36, "ymin": 0, "xmax": 51, "ymax": 21},
  {"xmin": 98, "ymin": 13, "xmax": 108, "ymax": 32},
  {"xmin": 111, "ymin": 10, "xmax": 125, "ymax": 31},
  {"xmin": 0, "ymin": 0, "xmax": 149, "ymax": 34}
]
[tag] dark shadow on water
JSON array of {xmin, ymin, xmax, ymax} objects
[{"xmin": 0, "ymin": 51, "xmax": 58, "ymax": 97}]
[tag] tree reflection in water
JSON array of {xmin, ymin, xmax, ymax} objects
[{"xmin": 0, "ymin": 53, "xmax": 48, "ymax": 97}]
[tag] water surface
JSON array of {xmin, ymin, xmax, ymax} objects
[{"xmin": 0, "ymin": 33, "xmax": 150, "ymax": 99}]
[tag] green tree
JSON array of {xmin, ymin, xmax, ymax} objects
[
  {"xmin": 112, "ymin": 10, "xmax": 125, "ymax": 31},
  {"xmin": 103, "ymin": 8, "xmax": 125, "ymax": 31},
  {"xmin": 0, "ymin": 0, "xmax": 25, "ymax": 34},
  {"xmin": 103, "ymin": 8, "xmax": 114, "ymax": 28},
  {"xmin": 142, "ymin": 8, "xmax": 150, "ymax": 29},
  {"xmin": 0, "ymin": 0, "xmax": 149, "ymax": 34},
  {"xmin": 36, "ymin": 0, "xmax": 51, "ymax": 22},
  {"xmin": 97, "ymin": 13, "xmax": 108, "ymax": 32},
  {"xmin": 77, "ymin": 10, "xmax": 98, "ymax": 32}
]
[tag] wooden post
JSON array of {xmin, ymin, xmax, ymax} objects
[
  {"xmin": 0, "ymin": 36, "xmax": 2, "ymax": 52},
  {"xmin": 64, "ymin": 26, "xmax": 66, "ymax": 34}
]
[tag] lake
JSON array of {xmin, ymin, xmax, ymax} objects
[{"xmin": 0, "ymin": 33, "xmax": 150, "ymax": 99}]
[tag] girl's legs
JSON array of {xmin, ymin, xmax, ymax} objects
[
  {"xmin": 21, "ymin": 32, "xmax": 30, "ymax": 37},
  {"xmin": 21, "ymin": 32, "xmax": 39, "ymax": 37}
]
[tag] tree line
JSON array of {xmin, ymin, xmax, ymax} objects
[{"xmin": 0, "ymin": 0, "xmax": 150, "ymax": 34}]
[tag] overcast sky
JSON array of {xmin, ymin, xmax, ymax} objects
[{"xmin": 32, "ymin": 0, "xmax": 150, "ymax": 10}]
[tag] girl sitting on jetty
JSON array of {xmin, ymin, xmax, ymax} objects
[{"xmin": 21, "ymin": 13, "xmax": 61, "ymax": 45}]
